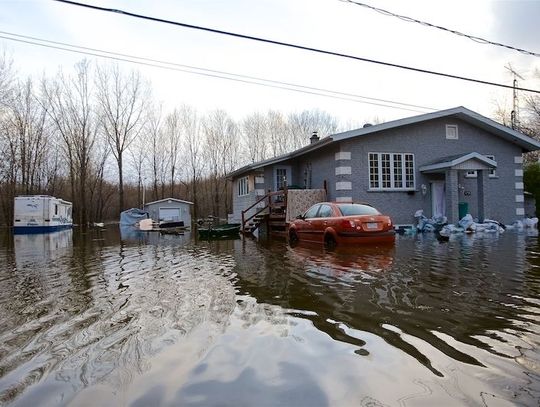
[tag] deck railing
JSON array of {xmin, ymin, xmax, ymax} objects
[{"xmin": 241, "ymin": 184, "xmax": 288, "ymax": 233}]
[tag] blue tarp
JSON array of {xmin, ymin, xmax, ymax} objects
[{"xmin": 120, "ymin": 208, "xmax": 149, "ymax": 225}]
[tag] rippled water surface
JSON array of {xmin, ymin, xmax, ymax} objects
[{"xmin": 0, "ymin": 227, "xmax": 539, "ymax": 406}]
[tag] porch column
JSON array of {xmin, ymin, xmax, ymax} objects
[
  {"xmin": 445, "ymin": 169, "xmax": 459, "ymax": 224},
  {"xmin": 477, "ymin": 169, "xmax": 487, "ymax": 222}
]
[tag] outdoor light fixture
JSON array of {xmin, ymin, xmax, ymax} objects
[{"xmin": 421, "ymin": 184, "xmax": 427, "ymax": 195}]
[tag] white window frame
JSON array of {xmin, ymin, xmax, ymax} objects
[
  {"xmin": 446, "ymin": 124, "xmax": 459, "ymax": 140},
  {"xmin": 237, "ymin": 176, "xmax": 249, "ymax": 196},
  {"xmin": 465, "ymin": 155, "xmax": 496, "ymax": 178},
  {"xmin": 368, "ymin": 152, "xmax": 415, "ymax": 191}
]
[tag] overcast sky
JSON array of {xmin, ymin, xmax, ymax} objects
[{"xmin": 1, "ymin": 0, "xmax": 539, "ymax": 128}]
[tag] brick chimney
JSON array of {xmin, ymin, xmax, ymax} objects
[{"xmin": 310, "ymin": 131, "xmax": 319, "ymax": 144}]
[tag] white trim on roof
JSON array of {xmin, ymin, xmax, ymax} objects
[
  {"xmin": 144, "ymin": 198, "xmax": 194, "ymax": 206},
  {"xmin": 332, "ymin": 106, "xmax": 540, "ymax": 151},
  {"xmin": 419, "ymin": 152, "xmax": 497, "ymax": 173}
]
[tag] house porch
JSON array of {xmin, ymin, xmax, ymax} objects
[{"xmin": 419, "ymin": 152, "xmax": 497, "ymax": 224}]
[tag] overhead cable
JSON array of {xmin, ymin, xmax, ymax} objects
[
  {"xmin": 0, "ymin": 30, "xmax": 436, "ymax": 113},
  {"xmin": 51, "ymin": 0, "xmax": 540, "ymax": 94},
  {"xmin": 340, "ymin": 0, "xmax": 540, "ymax": 58}
]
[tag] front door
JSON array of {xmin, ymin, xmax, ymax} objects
[
  {"xmin": 431, "ymin": 181, "xmax": 446, "ymax": 218},
  {"xmin": 274, "ymin": 166, "xmax": 292, "ymax": 191}
]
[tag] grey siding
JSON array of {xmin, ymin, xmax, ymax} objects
[
  {"xmin": 340, "ymin": 118, "xmax": 523, "ymax": 224},
  {"xmin": 295, "ymin": 147, "xmax": 339, "ymax": 192},
  {"xmin": 232, "ymin": 174, "xmax": 258, "ymax": 223}
]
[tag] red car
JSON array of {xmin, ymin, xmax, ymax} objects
[{"xmin": 288, "ymin": 202, "xmax": 395, "ymax": 247}]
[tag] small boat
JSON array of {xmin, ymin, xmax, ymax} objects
[{"xmin": 198, "ymin": 223, "xmax": 241, "ymax": 239}]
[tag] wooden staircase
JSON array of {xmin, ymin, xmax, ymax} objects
[
  {"xmin": 243, "ymin": 213, "xmax": 267, "ymax": 234},
  {"xmin": 241, "ymin": 187, "xmax": 288, "ymax": 237}
]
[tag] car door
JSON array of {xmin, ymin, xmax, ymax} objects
[
  {"xmin": 297, "ymin": 204, "xmax": 320, "ymax": 242},
  {"xmin": 310, "ymin": 204, "xmax": 333, "ymax": 243}
]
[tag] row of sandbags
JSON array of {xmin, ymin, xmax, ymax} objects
[{"xmin": 414, "ymin": 210, "xmax": 538, "ymax": 236}]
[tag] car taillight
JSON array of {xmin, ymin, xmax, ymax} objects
[{"xmin": 341, "ymin": 219, "xmax": 356, "ymax": 228}]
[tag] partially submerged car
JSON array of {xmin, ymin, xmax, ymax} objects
[{"xmin": 288, "ymin": 202, "xmax": 395, "ymax": 247}]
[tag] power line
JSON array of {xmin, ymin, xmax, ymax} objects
[
  {"xmin": 51, "ymin": 0, "xmax": 540, "ymax": 94},
  {"xmin": 0, "ymin": 30, "xmax": 436, "ymax": 113},
  {"xmin": 340, "ymin": 0, "xmax": 540, "ymax": 58}
]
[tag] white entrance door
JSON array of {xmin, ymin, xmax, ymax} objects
[{"xmin": 431, "ymin": 181, "xmax": 446, "ymax": 218}]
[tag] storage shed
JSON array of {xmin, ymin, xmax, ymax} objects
[{"xmin": 144, "ymin": 198, "xmax": 193, "ymax": 227}]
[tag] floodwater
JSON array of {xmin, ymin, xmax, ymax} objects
[{"xmin": 0, "ymin": 227, "xmax": 539, "ymax": 407}]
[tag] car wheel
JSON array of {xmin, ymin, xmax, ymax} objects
[
  {"xmin": 324, "ymin": 234, "xmax": 337, "ymax": 249},
  {"xmin": 289, "ymin": 229, "xmax": 298, "ymax": 244}
]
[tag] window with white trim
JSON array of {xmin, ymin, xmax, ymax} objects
[
  {"xmin": 369, "ymin": 153, "xmax": 415, "ymax": 190},
  {"xmin": 465, "ymin": 155, "xmax": 496, "ymax": 178},
  {"xmin": 446, "ymin": 124, "xmax": 458, "ymax": 139},
  {"xmin": 237, "ymin": 176, "xmax": 249, "ymax": 196}
]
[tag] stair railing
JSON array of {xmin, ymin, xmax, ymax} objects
[{"xmin": 241, "ymin": 188, "xmax": 287, "ymax": 233}]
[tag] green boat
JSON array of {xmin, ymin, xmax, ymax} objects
[{"xmin": 198, "ymin": 223, "xmax": 241, "ymax": 239}]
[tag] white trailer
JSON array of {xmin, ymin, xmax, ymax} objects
[{"xmin": 13, "ymin": 195, "xmax": 73, "ymax": 233}]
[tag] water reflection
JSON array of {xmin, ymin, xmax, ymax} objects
[
  {"xmin": 119, "ymin": 225, "xmax": 192, "ymax": 246},
  {"xmin": 14, "ymin": 229, "xmax": 73, "ymax": 267},
  {"xmin": 0, "ymin": 229, "xmax": 538, "ymax": 405},
  {"xmin": 231, "ymin": 233, "xmax": 540, "ymax": 402}
]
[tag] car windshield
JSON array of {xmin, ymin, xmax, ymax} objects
[{"xmin": 337, "ymin": 204, "xmax": 380, "ymax": 216}]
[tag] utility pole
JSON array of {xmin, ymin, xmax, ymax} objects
[{"xmin": 505, "ymin": 63, "xmax": 524, "ymax": 130}]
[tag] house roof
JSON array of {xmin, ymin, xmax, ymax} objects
[
  {"xmin": 144, "ymin": 198, "xmax": 194, "ymax": 206},
  {"xmin": 227, "ymin": 136, "xmax": 333, "ymax": 178},
  {"xmin": 419, "ymin": 152, "xmax": 497, "ymax": 173},
  {"xmin": 228, "ymin": 106, "xmax": 540, "ymax": 179},
  {"xmin": 332, "ymin": 106, "xmax": 540, "ymax": 150}
]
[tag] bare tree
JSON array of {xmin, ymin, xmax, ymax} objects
[
  {"xmin": 266, "ymin": 110, "xmax": 289, "ymax": 157},
  {"xmin": 288, "ymin": 109, "xmax": 338, "ymax": 149},
  {"xmin": 179, "ymin": 104, "xmax": 203, "ymax": 220},
  {"xmin": 0, "ymin": 50, "xmax": 14, "ymax": 108},
  {"xmin": 163, "ymin": 109, "xmax": 183, "ymax": 197},
  {"xmin": 8, "ymin": 79, "xmax": 49, "ymax": 193},
  {"xmin": 146, "ymin": 104, "xmax": 168, "ymax": 201},
  {"xmin": 523, "ymin": 86, "xmax": 540, "ymax": 162},
  {"xmin": 203, "ymin": 110, "xmax": 239, "ymax": 217},
  {"xmin": 242, "ymin": 112, "xmax": 268, "ymax": 163},
  {"xmin": 95, "ymin": 64, "xmax": 149, "ymax": 212},
  {"xmin": 0, "ymin": 78, "xmax": 50, "ymax": 223},
  {"xmin": 41, "ymin": 60, "xmax": 97, "ymax": 225},
  {"xmin": 87, "ymin": 135, "xmax": 111, "ymax": 221}
]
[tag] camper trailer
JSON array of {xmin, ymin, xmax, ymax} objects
[{"xmin": 13, "ymin": 195, "xmax": 73, "ymax": 234}]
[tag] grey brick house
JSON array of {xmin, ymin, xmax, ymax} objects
[{"xmin": 229, "ymin": 107, "xmax": 540, "ymax": 227}]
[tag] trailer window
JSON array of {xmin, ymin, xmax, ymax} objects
[{"xmin": 55, "ymin": 204, "xmax": 58, "ymax": 215}]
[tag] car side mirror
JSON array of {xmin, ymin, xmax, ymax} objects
[{"xmin": 296, "ymin": 214, "xmax": 305, "ymax": 220}]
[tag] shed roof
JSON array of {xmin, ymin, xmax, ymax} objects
[
  {"xmin": 228, "ymin": 106, "xmax": 540, "ymax": 179},
  {"xmin": 144, "ymin": 198, "xmax": 194, "ymax": 206}
]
